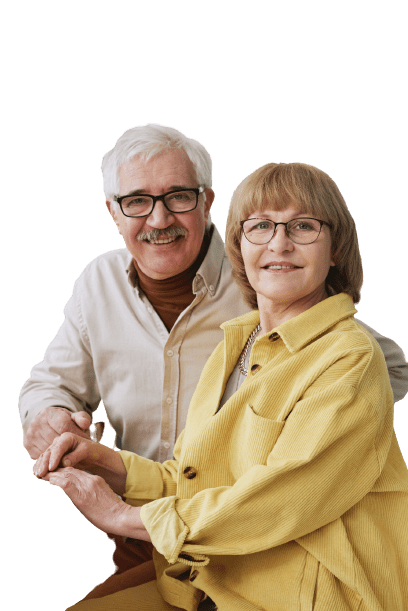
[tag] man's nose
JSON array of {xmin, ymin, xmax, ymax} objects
[
  {"xmin": 146, "ymin": 200, "xmax": 175, "ymax": 228},
  {"xmin": 267, "ymin": 224, "xmax": 294, "ymax": 252}
]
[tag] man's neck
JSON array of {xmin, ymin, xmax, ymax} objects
[{"xmin": 134, "ymin": 229, "xmax": 212, "ymax": 331}]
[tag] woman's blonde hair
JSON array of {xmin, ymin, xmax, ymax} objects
[{"xmin": 225, "ymin": 163, "xmax": 363, "ymax": 309}]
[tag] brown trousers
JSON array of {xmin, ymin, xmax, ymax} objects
[{"xmin": 82, "ymin": 535, "xmax": 156, "ymax": 601}]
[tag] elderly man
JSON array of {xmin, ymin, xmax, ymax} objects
[{"xmin": 20, "ymin": 124, "xmax": 408, "ymax": 601}]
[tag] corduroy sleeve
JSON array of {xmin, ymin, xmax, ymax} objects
[
  {"xmin": 120, "ymin": 430, "xmax": 185, "ymax": 505},
  {"xmin": 140, "ymin": 348, "xmax": 394, "ymax": 565}
]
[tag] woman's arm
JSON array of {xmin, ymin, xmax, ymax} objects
[{"xmin": 140, "ymin": 349, "xmax": 398, "ymax": 565}]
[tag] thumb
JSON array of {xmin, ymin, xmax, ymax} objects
[{"xmin": 71, "ymin": 411, "xmax": 92, "ymax": 431}]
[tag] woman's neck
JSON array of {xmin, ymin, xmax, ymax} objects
[{"xmin": 258, "ymin": 286, "xmax": 328, "ymax": 333}]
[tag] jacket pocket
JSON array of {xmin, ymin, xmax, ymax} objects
[
  {"xmin": 301, "ymin": 555, "xmax": 363, "ymax": 611},
  {"xmin": 237, "ymin": 404, "xmax": 285, "ymax": 468}
]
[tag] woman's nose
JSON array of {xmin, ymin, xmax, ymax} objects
[{"xmin": 267, "ymin": 224, "xmax": 294, "ymax": 252}]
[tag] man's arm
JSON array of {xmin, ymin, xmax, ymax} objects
[
  {"xmin": 20, "ymin": 273, "xmax": 101, "ymax": 458},
  {"xmin": 356, "ymin": 319, "xmax": 408, "ymax": 402}
]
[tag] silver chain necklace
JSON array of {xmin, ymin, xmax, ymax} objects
[{"xmin": 238, "ymin": 324, "xmax": 261, "ymax": 376}]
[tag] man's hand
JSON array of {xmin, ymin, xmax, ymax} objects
[
  {"xmin": 24, "ymin": 406, "xmax": 91, "ymax": 459},
  {"xmin": 41, "ymin": 467, "xmax": 151, "ymax": 541}
]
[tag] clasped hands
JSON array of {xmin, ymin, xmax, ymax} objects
[{"xmin": 33, "ymin": 429, "xmax": 151, "ymax": 542}]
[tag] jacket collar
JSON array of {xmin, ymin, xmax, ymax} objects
[{"xmin": 222, "ymin": 293, "xmax": 357, "ymax": 354}]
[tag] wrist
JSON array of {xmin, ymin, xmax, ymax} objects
[
  {"xmin": 88, "ymin": 445, "xmax": 127, "ymax": 496},
  {"xmin": 117, "ymin": 504, "xmax": 148, "ymax": 539}
]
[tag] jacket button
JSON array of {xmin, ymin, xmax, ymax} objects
[
  {"xmin": 269, "ymin": 332, "xmax": 279, "ymax": 342},
  {"xmin": 183, "ymin": 466, "xmax": 197, "ymax": 479},
  {"xmin": 190, "ymin": 570, "xmax": 198, "ymax": 582},
  {"xmin": 250, "ymin": 364, "xmax": 260, "ymax": 373}
]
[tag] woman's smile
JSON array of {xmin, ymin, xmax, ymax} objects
[{"xmin": 241, "ymin": 207, "xmax": 335, "ymax": 330}]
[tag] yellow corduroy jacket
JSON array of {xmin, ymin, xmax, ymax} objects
[{"xmin": 120, "ymin": 294, "xmax": 408, "ymax": 611}]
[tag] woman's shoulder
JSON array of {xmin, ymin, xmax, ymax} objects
[{"xmin": 329, "ymin": 316, "xmax": 383, "ymax": 357}]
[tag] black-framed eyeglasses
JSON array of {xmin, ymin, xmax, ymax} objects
[
  {"xmin": 113, "ymin": 186, "xmax": 205, "ymax": 218},
  {"xmin": 240, "ymin": 217, "xmax": 331, "ymax": 245}
]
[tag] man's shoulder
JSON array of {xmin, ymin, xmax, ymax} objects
[
  {"xmin": 74, "ymin": 249, "xmax": 132, "ymax": 294},
  {"xmin": 76, "ymin": 248, "xmax": 130, "ymax": 279},
  {"xmin": 82, "ymin": 248, "xmax": 131, "ymax": 273}
]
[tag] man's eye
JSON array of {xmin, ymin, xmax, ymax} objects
[
  {"xmin": 124, "ymin": 197, "xmax": 150, "ymax": 207},
  {"xmin": 167, "ymin": 192, "xmax": 193, "ymax": 203}
]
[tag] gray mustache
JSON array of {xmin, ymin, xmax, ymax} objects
[{"xmin": 137, "ymin": 227, "xmax": 188, "ymax": 241}]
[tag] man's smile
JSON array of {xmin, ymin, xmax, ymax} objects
[{"xmin": 137, "ymin": 227, "xmax": 188, "ymax": 245}]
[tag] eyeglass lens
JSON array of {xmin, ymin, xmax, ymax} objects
[
  {"xmin": 243, "ymin": 218, "xmax": 322, "ymax": 244},
  {"xmin": 121, "ymin": 190, "xmax": 198, "ymax": 217}
]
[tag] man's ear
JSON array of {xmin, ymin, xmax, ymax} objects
[
  {"xmin": 203, "ymin": 189, "xmax": 215, "ymax": 224},
  {"xmin": 105, "ymin": 198, "xmax": 117, "ymax": 220},
  {"xmin": 105, "ymin": 199, "xmax": 122, "ymax": 235}
]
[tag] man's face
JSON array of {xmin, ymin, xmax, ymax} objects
[{"xmin": 107, "ymin": 149, "xmax": 214, "ymax": 280}]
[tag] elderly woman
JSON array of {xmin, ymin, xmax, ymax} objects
[{"xmin": 35, "ymin": 163, "xmax": 408, "ymax": 610}]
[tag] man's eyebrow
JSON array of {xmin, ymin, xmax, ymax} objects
[{"xmin": 122, "ymin": 185, "xmax": 192, "ymax": 197}]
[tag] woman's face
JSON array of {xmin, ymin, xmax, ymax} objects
[{"xmin": 241, "ymin": 207, "xmax": 335, "ymax": 312}]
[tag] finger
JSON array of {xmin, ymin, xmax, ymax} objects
[
  {"xmin": 53, "ymin": 437, "xmax": 94, "ymax": 471},
  {"xmin": 71, "ymin": 411, "xmax": 92, "ymax": 431},
  {"xmin": 25, "ymin": 407, "xmax": 72, "ymax": 457},
  {"xmin": 33, "ymin": 447, "xmax": 52, "ymax": 477},
  {"xmin": 45, "ymin": 468, "xmax": 94, "ymax": 503},
  {"xmin": 33, "ymin": 432, "xmax": 79, "ymax": 474},
  {"xmin": 24, "ymin": 424, "xmax": 59, "ymax": 457},
  {"xmin": 50, "ymin": 433, "xmax": 97, "ymax": 472},
  {"xmin": 47, "ymin": 432, "xmax": 79, "ymax": 471},
  {"xmin": 45, "ymin": 469, "xmax": 76, "ymax": 492}
]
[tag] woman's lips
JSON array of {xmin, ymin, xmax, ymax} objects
[{"xmin": 262, "ymin": 261, "xmax": 302, "ymax": 270}]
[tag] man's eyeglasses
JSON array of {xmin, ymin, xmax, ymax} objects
[
  {"xmin": 240, "ymin": 217, "xmax": 330, "ymax": 245},
  {"xmin": 114, "ymin": 187, "xmax": 205, "ymax": 218}
]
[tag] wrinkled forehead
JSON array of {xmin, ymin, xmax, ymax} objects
[{"xmin": 117, "ymin": 149, "xmax": 197, "ymax": 194}]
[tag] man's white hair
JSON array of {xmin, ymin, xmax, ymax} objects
[{"xmin": 102, "ymin": 124, "xmax": 212, "ymax": 199}]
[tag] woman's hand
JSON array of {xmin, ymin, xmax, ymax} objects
[
  {"xmin": 34, "ymin": 432, "xmax": 96, "ymax": 476},
  {"xmin": 33, "ymin": 432, "xmax": 128, "ymax": 496},
  {"xmin": 43, "ymin": 467, "xmax": 151, "ymax": 541}
]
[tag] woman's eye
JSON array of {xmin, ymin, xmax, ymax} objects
[{"xmin": 294, "ymin": 221, "xmax": 313, "ymax": 230}]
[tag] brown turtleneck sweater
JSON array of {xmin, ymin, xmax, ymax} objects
[{"xmin": 133, "ymin": 230, "xmax": 212, "ymax": 331}]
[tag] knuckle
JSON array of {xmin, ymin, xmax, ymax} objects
[
  {"xmin": 60, "ymin": 431, "xmax": 75, "ymax": 443},
  {"xmin": 53, "ymin": 409, "xmax": 71, "ymax": 431}
]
